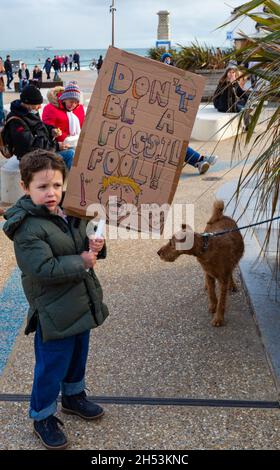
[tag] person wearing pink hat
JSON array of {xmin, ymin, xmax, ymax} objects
[{"xmin": 42, "ymin": 81, "xmax": 85, "ymax": 169}]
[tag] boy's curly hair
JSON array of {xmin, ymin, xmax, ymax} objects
[{"xmin": 20, "ymin": 150, "xmax": 67, "ymax": 188}]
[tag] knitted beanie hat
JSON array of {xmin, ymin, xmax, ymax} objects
[
  {"xmin": 20, "ymin": 85, "xmax": 43, "ymax": 104},
  {"xmin": 59, "ymin": 81, "xmax": 81, "ymax": 102}
]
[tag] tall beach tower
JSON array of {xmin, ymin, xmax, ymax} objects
[{"xmin": 156, "ymin": 10, "xmax": 171, "ymax": 49}]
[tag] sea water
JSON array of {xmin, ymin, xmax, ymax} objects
[{"xmin": 0, "ymin": 48, "xmax": 149, "ymax": 70}]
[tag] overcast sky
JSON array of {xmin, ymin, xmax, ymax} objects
[{"xmin": 0, "ymin": 0, "xmax": 256, "ymax": 50}]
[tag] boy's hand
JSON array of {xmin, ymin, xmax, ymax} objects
[
  {"xmin": 81, "ymin": 251, "xmax": 97, "ymax": 269},
  {"xmin": 89, "ymin": 237, "xmax": 104, "ymax": 254},
  {"xmin": 58, "ymin": 142, "xmax": 71, "ymax": 150}
]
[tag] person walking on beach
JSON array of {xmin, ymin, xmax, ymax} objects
[
  {"xmin": 0, "ymin": 57, "xmax": 5, "ymax": 125},
  {"xmin": 51, "ymin": 56, "xmax": 60, "ymax": 81},
  {"xmin": 96, "ymin": 55, "xmax": 103, "ymax": 74},
  {"xmin": 42, "ymin": 81, "xmax": 85, "ymax": 169},
  {"xmin": 43, "ymin": 58, "xmax": 52, "ymax": 80},
  {"xmin": 73, "ymin": 51, "xmax": 80, "ymax": 71},
  {"xmin": 4, "ymin": 54, "xmax": 13, "ymax": 90},
  {"xmin": 69, "ymin": 54, "xmax": 73, "ymax": 71},
  {"xmin": 3, "ymin": 150, "xmax": 109, "ymax": 450},
  {"xmin": 160, "ymin": 52, "xmax": 218, "ymax": 175}
]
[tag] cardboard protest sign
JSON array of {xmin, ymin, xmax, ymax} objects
[{"xmin": 63, "ymin": 47, "xmax": 205, "ymax": 232}]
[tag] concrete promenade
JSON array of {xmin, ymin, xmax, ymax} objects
[{"xmin": 0, "ymin": 70, "xmax": 279, "ymax": 450}]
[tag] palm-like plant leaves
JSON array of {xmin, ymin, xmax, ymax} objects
[{"xmin": 225, "ymin": 1, "xmax": 280, "ymax": 272}]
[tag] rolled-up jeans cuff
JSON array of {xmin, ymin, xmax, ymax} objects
[
  {"xmin": 61, "ymin": 377, "xmax": 85, "ymax": 396},
  {"xmin": 29, "ymin": 400, "xmax": 57, "ymax": 421}
]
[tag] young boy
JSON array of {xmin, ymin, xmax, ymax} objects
[{"xmin": 3, "ymin": 149, "xmax": 109, "ymax": 450}]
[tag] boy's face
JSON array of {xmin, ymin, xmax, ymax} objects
[{"xmin": 21, "ymin": 169, "xmax": 63, "ymax": 212}]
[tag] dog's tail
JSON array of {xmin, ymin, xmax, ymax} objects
[{"xmin": 207, "ymin": 200, "xmax": 224, "ymax": 224}]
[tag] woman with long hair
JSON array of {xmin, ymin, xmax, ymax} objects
[{"xmin": 213, "ymin": 66, "xmax": 249, "ymax": 113}]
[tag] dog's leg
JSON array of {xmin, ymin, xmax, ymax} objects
[
  {"xmin": 212, "ymin": 279, "xmax": 229, "ymax": 327},
  {"xmin": 229, "ymin": 274, "xmax": 238, "ymax": 292},
  {"xmin": 206, "ymin": 274, "xmax": 217, "ymax": 314},
  {"xmin": 204, "ymin": 274, "xmax": 208, "ymax": 291}
]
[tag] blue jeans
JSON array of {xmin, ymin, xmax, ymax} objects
[
  {"xmin": 184, "ymin": 146, "xmax": 201, "ymax": 167},
  {"xmin": 6, "ymin": 72, "xmax": 13, "ymax": 88},
  {"xmin": 30, "ymin": 326, "xmax": 90, "ymax": 421},
  {"xmin": 19, "ymin": 79, "xmax": 29, "ymax": 92},
  {"xmin": 0, "ymin": 92, "xmax": 4, "ymax": 125},
  {"xmin": 58, "ymin": 148, "xmax": 75, "ymax": 170},
  {"xmin": 236, "ymin": 102, "xmax": 245, "ymax": 113}
]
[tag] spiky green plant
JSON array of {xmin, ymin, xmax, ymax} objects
[
  {"xmin": 221, "ymin": 0, "xmax": 280, "ymax": 271},
  {"xmin": 175, "ymin": 40, "xmax": 229, "ymax": 70},
  {"xmin": 147, "ymin": 47, "xmax": 178, "ymax": 62}
]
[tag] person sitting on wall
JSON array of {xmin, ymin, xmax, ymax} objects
[
  {"xmin": 32, "ymin": 65, "xmax": 43, "ymax": 89},
  {"xmin": 42, "ymin": 81, "xmax": 85, "ymax": 169},
  {"xmin": 4, "ymin": 85, "xmax": 66, "ymax": 161},
  {"xmin": 213, "ymin": 66, "xmax": 249, "ymax": 113},
  {"xmin": 18, "ymin": 63, "xmax": 30, "ymax": 92}
]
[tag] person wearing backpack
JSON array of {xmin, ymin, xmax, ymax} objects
[{"xmin": 4, "ymin": 85, "xmax": 71, "ymax": 161}]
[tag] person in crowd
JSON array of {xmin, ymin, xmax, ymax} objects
[
  {"xmin": 160, "ymin": 52, "xmax": 173, "ymax": 65},
  {"xmin": 0, "ymin": 57, "xmax": 5, "ymax": 125},
  {"xmin": 69, "ymin": 54, "xmax": 73, "ymax": 71},
  {"xmin": 160, "ymin": 52, "xmax": 218, "ymax": 175},
  {"xmin": 42, "ymin": 81, "xmax": 85, "ymax": 169},
  {"xmin": 63, "ymin": 55, "xmax": 69, "ymax": 72},
  {"xmin": 43, "ymin": 58, "xmax": 52, "ymax": 80},
  {"xmin": 73, "ymin": 51, "xmax": 80, "ymax": 71},
  {"xmin": 213, "ymin": 66, "xmax": 249, "ymax": 113},
  {"xmin": 57, "ymin": 56, "xmax": 63, "ymax": 72},
  {"xmin": 4, "ymin": 85, "xmax": 70, "ymax": 162},
  {"xmin": 3, "ymin": 150, "xmax": 109, "ymax": 450},
  {"xmin": 51, "ymin": 56, "xmax": 60, "ymax": 81},
  {"xmin": 4, "ymin": 54, "xmax": 13, "ymax": 90},
  {"xmin": 18, "ymin": 63, "xmax": 30, "ymax": 92},
  {"xmin": 32, "ymin": 65, "xmax": 43, "ymax": 88},
  {"xmin": 96, "ymin": 55, "xmax": 103, "ymax": 74}
]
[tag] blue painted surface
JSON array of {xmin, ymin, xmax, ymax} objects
[
  {"xmin": 0, "ymin": 267, "xmax": 28, "ymax": 375},
  {"xmin": 0, "ymin": 221, "xmax": 28, "ymax": 375}
]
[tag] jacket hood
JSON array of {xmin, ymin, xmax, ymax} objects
[
  {"xmin": 10, "ymin": 99, "xmax": 30, "ymax": 116},
  {"xmin": 47, "ymin": 86, "xmax": 65, "ymax": 109},
  {"xmin": 3, "ymin": 196, "xmax": 52, "ymax": 240}
]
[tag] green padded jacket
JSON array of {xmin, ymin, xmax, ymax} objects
[{"xmin": 3, "ymin": 196, "xmax": 109, "ymax": 342}]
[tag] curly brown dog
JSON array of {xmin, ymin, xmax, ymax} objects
[{"xmin": 157, "ymin": 200, "xmax": 244, "ymax": 326}]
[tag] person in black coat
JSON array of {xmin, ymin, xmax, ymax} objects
[
  {"xmin": 4, "ymin": 54, "xmax": 13, "ymax": 89},
  {"xmin": 32, "ymin": 65, "xmax": 43, "ymax": 88},
  {"xmin": 5, "ymin": 85, "xmax": 63, "ymax": 160},
  {"xmin": 96, "ymin": 55, "xmax": 103, "ymax": 74},
  {"xmin": 213, "ymin": 66, "xmax": 249, "ymax": 113}
]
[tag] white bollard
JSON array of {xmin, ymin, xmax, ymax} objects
[{"xmin": 0, "ymin": 156, "xmax": 24, "ymax": 204}]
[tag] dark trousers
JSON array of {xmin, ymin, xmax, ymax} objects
[
  {"xmin": 30, "ymin": 326, "xmax": 90, "ymax": 421},
  {"xmin": 6, "ymin": 72, "xmax": 13, "ymax": 88}
]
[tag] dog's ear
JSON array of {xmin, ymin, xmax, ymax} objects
[{"xmin": 182, "ymin": 224, "xmax": 187, "ymax": 231}]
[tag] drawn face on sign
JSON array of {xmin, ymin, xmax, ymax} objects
[{"xmin": 98, "ymin": 175, "xmax": 141, "ymax": 224}]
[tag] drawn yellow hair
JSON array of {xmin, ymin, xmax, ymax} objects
[{"xmin": 101, "ymin": 175, "xmax": 141, "ymax": 195}]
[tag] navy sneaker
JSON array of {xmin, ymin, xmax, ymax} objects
[
  {"xmin": 61, "ymin": 391, "xmax": 104, "ymax": 420},
  {"xmin": 33, "ymin": 415, "xmax": 68, "ymax": 450}
]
